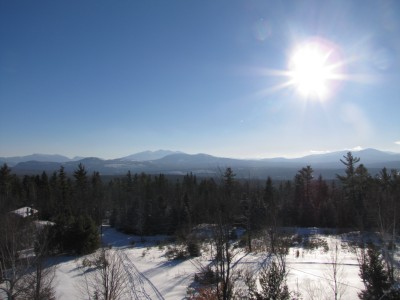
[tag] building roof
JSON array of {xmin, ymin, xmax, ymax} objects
[{"xmin": 10, "ymin": 206, "xmax": 38, "ymax": 218}]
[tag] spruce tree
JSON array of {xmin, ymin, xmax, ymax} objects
[
  {"xmin": 358, "ymin": 244, "xmax": 400, "ymax": 299},
  {"xmin": 256, "ymin": 256, "xmax": 290, "ymax": 300}
]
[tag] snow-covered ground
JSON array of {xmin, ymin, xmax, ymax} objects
[
  {"xmin": 285, "ymin": 240, "xmax": 363, "ymax": 299},
  {"xmin": 53, "ymin": 226, "xmax": 366, "ymax": 299}
]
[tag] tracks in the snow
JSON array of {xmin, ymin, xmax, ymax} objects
[{"xmin": 117, "ymin": 250, "xmax": 165, "ymax": 300}]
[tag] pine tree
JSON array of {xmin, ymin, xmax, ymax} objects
[
  {"xmin": 337, "ymin": 152, "xmax": 371, "ymax": 228},
  {"xmin": 294, "ymin": 166, "xmax": 314, "ymax": 226},
  {"xmin": 74, "ymin": 163, "xmax": 89, "ymax": 215},
  {"xmin": 57, "ymin": 166, "xmax": 71, "ymax": 215},
  {"xmin": 71, "ymin": 215, "xmax": 100, "ymax": 254},
  {"xmin": 0, "ymin": 164, "xmax": 13, "ymax": 211},
  {"xmin": 256, "ymin": 255, "xmax": 290, "ymax": 300},
  {"xmin": 358, "ymin": 244, "xmax": 400, "ymax": 299}
]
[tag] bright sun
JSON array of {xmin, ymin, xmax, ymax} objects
[{"xmin": 288, "ymin": 40, "xmax": 341, "ymax": 100}]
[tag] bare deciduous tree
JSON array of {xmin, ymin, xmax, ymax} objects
[
  {"xmin": 303, "ymin": 279, "xmax": 325, "ymax": 300},
  {"xmin": 324, "ymin": 241, "xmax": 347, "ymax": 300},
  {"xmin": 0, "ymin": 216, "xmax": 33, "ymax": 299},
  {"xmin": 0, "ymin": 216, "xmax": 56, "ymax": 300},
  {"xmin": 80, "ymin": 248, "xmax": 129, "ymax": 300},
  {"xmin": 213, "ymin": 222, "xmax": 237, "ymax": 300}
]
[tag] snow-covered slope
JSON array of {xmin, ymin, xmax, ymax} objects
[{"xmin": 52, "ymin": 227, "xmax": 366, "ymax": 299}]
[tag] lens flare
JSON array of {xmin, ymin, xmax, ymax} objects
[{"xmin": 288, "ymin": 39, "xmax": 344, "ymax": 100}]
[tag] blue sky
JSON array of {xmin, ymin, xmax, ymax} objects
[{"xmin": 1, "ymin": 0, "xmax": 400, "ymax": 159}]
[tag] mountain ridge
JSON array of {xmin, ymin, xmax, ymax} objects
[
  {"xmin": 120, "ymin": 150, "xmax": 183, "ymax": 161},
  {"xmin": 2, "ymin": 148, "xmax": 400, "ymax": 180},
  {"xmin": 0, "ymin": 154, "xmax": 72, "ymax": 165}
]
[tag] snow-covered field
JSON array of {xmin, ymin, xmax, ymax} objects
[{"xmin": 53, "ymin": 226, "xmax": 366, "ymax": 299}]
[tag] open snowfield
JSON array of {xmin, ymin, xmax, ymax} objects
[
  {"xmin": 285, "ymin": 243, "xmax": 363, "ymax": 299},
  {"xmin": 50, "ymin": 226, "xmax": 369, "ymax": 299}
]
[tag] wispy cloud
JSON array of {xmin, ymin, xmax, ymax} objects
[
  {"xmin": 350, "ymin": 146, "xmax": 363, "ymax": 151},
  {"xmin": 395, "ymin": 141, "xmax": 400, "ymax": 145},
  {"xmin": 309, "ymin": 147, "xmax": 364, "ymax": 155},
  {"xmin": 310, "ymin": 150, "xmax": 332, "ymax": 155}
]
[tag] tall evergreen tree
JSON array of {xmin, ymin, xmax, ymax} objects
[
  {"xmin": 73, "ymin": 163, "xmax": 89, "ymax": 215},
  {"xmin": 37, "ymin": 171, "xmax": 52, "ymax": 219},
  {"xmin": 0, "ymin": 164, "xmax": 13, "ymax": 211},
  {"xmin": 221, "ymin": 167, "xmax": 238, "ymax": 222},
  {"xmin": 358, "ymin": 244, "xmax": 400, "ymax": 299},
  {"xmin": 294, "ymin": 166, "xmax": 314, "ymax": 226},
  {"xmin": 91, "ymin": 171, "xmax": 104, "ymax": 225},
  {"xmin": 57, "ymin": 166, "xmax": 71, "ymax": 215},
  {"xmin": 337, "ymin": 152, "xmax": 368, "ymax": 228}
]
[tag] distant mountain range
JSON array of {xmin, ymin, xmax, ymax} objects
[
  {"xmin": 120, "ymin": 150, "xmax": 183, "ymax": 161},
  {"xmin": 1, "ymin": 149, "xmax": 399, "ymax": 180}
]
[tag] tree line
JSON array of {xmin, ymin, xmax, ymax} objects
[{"xmin": 1, "ymin": 152, "xmax": 399, "ymax": 237}]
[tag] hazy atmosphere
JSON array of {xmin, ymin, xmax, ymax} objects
[
  {"xmin": 1, "ymin": 0, "xmax": 400, "ymax": 159},
  {"xmin": 2, "ymin": 2, "xmax": 400, "ymax": 300}
]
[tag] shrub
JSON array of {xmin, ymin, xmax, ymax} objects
[
  {"xmin": 165, "ymin": 245, "xmax": 186, "ymax": 260},
  {"xmin": 187, "ymin": 241, "xmax": 201, "ymax": 257},
  {"xmin": 195, "ymin": 266, "xmax": 217, "ymax": 285}
]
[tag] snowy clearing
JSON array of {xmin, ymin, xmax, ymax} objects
[{"xmin": 52, "ymin": 226, "xmax": 370, "ymax": 299}]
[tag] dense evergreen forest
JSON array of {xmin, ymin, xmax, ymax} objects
[
  {"xmin": 1, "ymin": 151, "xmax": 400, "ymax": 299},
  {"xmin": 1, "ymin": 151, "xmax": 399, "ymax": 240}
]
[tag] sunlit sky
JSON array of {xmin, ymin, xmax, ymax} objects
[{"xmin": 1, "ymin": 0, "xmax": 400, "ymax": 159}]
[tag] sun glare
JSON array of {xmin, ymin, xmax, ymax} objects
[{"xmin": 288, "ymin": 40, "xmax": 343, "ymax": 100}]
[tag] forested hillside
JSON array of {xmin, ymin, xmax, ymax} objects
[{"xmin": 1, "ymin": 152, "xmax": 399, "ymax": 236}]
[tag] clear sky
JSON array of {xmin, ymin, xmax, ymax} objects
[{"xmin": 1, "ymin": 0, "xmax": 400, "ymax": 159}]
